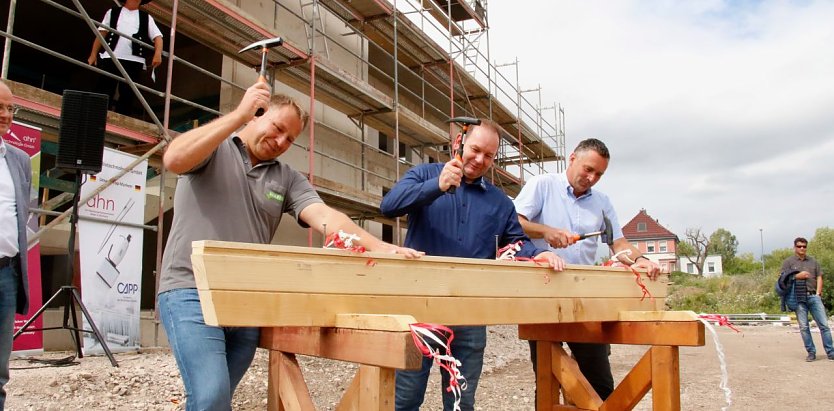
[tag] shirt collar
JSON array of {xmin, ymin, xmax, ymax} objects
[
  {"xmin": 232, "ymin": 135, "xmax": 278, "ymax": 167},
  {"xmin": 466, "ymin": 175, "xmax": 487, "ymax": 190},
  {"xmin": 0, "ymin": 138, "xmax": 6, "ymax": 158},
  {"xmin": 560, "ymin": 173, "xmax": 592, "ymax": 199}
]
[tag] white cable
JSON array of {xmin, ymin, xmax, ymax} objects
[{"xmin": 700, "ymin": 318, "xmax": 732, "ymax": 411}]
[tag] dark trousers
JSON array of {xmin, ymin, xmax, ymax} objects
[
  {"xmin": 529, "ymin": 340, "xmax": 615, "ymax": 400},
  {"xmin": 94, "ymin": 58, "xmax": 144, "ymax": 116}
]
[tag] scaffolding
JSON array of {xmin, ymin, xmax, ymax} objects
[{"xmin": 0, "ymin": 0, "xmax": 566, "ymax": 301}]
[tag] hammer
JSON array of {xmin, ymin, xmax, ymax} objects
[
  {"xmin": 446, "ymin": 116, "xmax": 481, "ymax": 194},
  {"xmin": 238, "ymin": 36, "xmax": 284, "ymax": 117},
  {"xmin": 571, "ymin": 214, "xmax": 614, "ymax": 246}
]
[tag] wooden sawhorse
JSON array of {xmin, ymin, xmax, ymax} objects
[
  {"xmin": 260, "ymin": 323, "xmax": 421, "ymax": 411},
  {"xmin": 259, "ymin": 314, "xmax": 704, "ymax": 411},
  {"xmin": 520, "ymin": 313, "xmax": 706, "ymax": 411}
]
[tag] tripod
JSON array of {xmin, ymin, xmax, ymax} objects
[{"xmin": 14, "ymin": 169, "xmax": 118, "ymax": 367}]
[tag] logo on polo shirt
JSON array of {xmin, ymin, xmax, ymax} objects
[{"xmin": 266, "ymin": 191, "xmax": 284, "ymax": 203}]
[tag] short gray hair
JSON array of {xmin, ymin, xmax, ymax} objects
[{"xmin": 574, "ymin": 138, "xmax": 610, "ymax": 159}]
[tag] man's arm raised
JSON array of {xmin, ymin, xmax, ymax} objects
[{"xmin": 163, "ymin": 82, "xmax": 269, "ymax": 174}]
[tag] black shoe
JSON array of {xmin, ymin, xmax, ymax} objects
[
  {"xmin": 828, "ymin": 355, "xmax": 834, "ymax": 361},
  {"xmin": 806, "ymin": 354, "xmax": 816, "ymax": 362}
]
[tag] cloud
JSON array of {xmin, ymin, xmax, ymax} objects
[{"xmin": 488, "ymin": 0, "xmax": 834, "ymax": 256}]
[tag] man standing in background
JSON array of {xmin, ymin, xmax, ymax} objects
[
  {"xmin": 0, "ymin": 80, "xmax": 31, "ymax": 410},
  {"xmin": 782, "ymin": 237, "xmax": 833, "ymax": 362}
]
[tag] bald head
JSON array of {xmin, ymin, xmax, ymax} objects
[{"xmin": 0, "ymin": 80, "xmax": 15, "ymax": 134}]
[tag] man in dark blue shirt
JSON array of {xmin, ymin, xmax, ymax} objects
[{"xmin": 381, "ymin": 118, "xmax": 564, "ymax": 411}]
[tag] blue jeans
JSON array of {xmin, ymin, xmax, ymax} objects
[
  {"xmin": 158, "ymin": 288, "xmax": 260, "ymax": 411},
  {"xmin": 395, "ymin": 325, "xmax": 486, "ymax": 411},
  {"xmin": 0, "ymin": 263, "xmax": 19, "ymax": 411},
  {"xmin": 795, "ymin": 295, "xmax": 834, "ymax": 357}
]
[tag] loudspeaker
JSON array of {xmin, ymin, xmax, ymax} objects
[{"xmin": 57, "ymin": 90, "xmax": 108, "ymax": 174}]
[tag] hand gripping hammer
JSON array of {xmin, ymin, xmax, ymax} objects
[
  {"xmin": 571, "ymin": 214, "xmax": 614, "ymax": 246},
  {"xmin": 238, "ymin": 37, "xmax": 284, "ymax": 117},
  {"xmin": 446, "ymin": 116, "xmax": 481, "ymax": 194}
]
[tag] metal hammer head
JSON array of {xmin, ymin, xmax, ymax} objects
[
  {"xmin": 601, "ymin": 215, "xmax": 614, "ymax": 246},
  {"xmin": 448, "ymin": 116, "xmax": 481, "ymax": 127},
  {"xmin": 238, "ymin": 37, "xmax": 284, "ymax": 54}
]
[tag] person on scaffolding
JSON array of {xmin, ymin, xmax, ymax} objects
[
  {"xmin": 380, "ymin": 118, "xmax": 565, "ymax": 411},
  {"xmin": 87, "ymin": 0, "xmax": 164, "ymax": 116},
  {"xmin": 513, "ymin": 138, "xmax": 660, "ymax": 402},
  {"xmin": 158, "ymin": 80, "xmax": 423, "ymax": 410}
]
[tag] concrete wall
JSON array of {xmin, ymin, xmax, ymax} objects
[{"xmin": 219, "ymin": 1, "xmax": 391, "ymax": 241}]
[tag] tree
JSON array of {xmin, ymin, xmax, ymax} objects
[
  {"xmin": 764, "ymin": 248, "xmax": 793, "ymax": 271},
  {"xmin": 677, "ymin": 227, "xmax": 709, "ymax": 275},
  {"xmin": 726, "ymin": 252, "xmax": 759, "ymax": 275},
  {"xmin": 708, "ymin": 228, "xmax": 738, "ymax": 269},
  {"xmin": 809, "ymin": 227, "xmax": 834, "ymax": 308}
]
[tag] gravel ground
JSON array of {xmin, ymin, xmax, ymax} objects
[{"xmin": 5, "ymin": 324, "xmax": 834, "ymax": 410}]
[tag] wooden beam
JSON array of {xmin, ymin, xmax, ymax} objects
[
  {"xmin": 195, "ymin": 254, "xmax": 663, "ymax": 298},
  {"xmin": 260, "ymin": 327, "xmax": 422, "ymax": 370},
  {"xmin": 650, "ymin": 346, "xmax": 681, "ymax": 410},
  {"xmin": 194, "ymin": 252, "xmax": 662, "ymax": 298},
  {"xmin": 535, "ymin": 341, "xmax": 559, "ymax": 410},
  {"xmin": 271, "ymin": 352, "xmax": 315, "ymax": 411},
  {"xmin": 519, "ymin": 321, "xmax": 705, "ymax": 347},
  {"xmin": 600, "ymin": 349, "xmax": 652, "ymax": 411},
  {"xmin": 336, "ymin": 372, "xmax": 362, "ymax": 411},
  {"xmin": 551, "ymin": 344, "xmax": 603, "ymax": 409},
  {"xmin": 193, "ymin": 241, "xmax": 668, "ymax": 327},
  {"xmin": 335, "ymin": 314, "xmax": 415, "ymax": 331},
  {"xmin": 192, "ymin": 241, "xmax": 667, "ymax": 298},
  {"xmin": 358, "ymin": 366, "xmax": 396, "ymax": 410},
  {"xmin": 619, "ymin": 311, "xmax": 699, "ymax": 322},
  {"xmin": 199, "ymin": 290, "xmax": 665, "ymax": 327}
]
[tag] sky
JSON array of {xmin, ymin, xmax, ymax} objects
[{"xmin": 485, "ymin": 0, "xmax": 834, "ymax": 258}]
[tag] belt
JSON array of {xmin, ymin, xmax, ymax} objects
[{"xmin": 0, "ymin": 255, "xmax": 15, "ymax": 269}]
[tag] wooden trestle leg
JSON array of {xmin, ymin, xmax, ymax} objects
[
  {"xmin": 260, "ymin": 316, "xmax": 422, "ymax": 411},
  {"xmin": 520, "ymin": 313, "xmax": 704, "ymax": 411}
]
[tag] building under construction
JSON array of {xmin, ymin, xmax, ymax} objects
[{"xmin": 1, "ymin": 0, "xmax": 565, "ymax": 346}]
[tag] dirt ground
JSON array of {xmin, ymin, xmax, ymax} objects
[{"xmin": 5, "ymin": 323, "xmax": 834, "ymax": 410}]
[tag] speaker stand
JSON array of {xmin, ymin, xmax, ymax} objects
[{"xmin": 14, "ymin": 170, "xmax": 118, "ymax": 367}]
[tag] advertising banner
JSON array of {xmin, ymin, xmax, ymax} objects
[
  {"xmin": 78, "ymin": 148, "xmax": 146, "ymax": 354},
  {"xmin": 5, "ymin": 121, "xmax": 44, "ymax": 354}
]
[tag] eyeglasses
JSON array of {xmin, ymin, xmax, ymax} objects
[
  {"xmin": 0, "ymin": 105, "xmax": 19, "ymax": 115},
  {"xmin": 795, "ymin": 245, "xmax": 807, "ymax": 249}
]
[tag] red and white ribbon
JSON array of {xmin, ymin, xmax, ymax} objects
[
  {"xmin": 408, "ymin": 323, "xmax": 466, "ymax": 411},
  {"xmin": 603, "ymin": 250, "xmax": 653, "ymax": 301},
  {"xmin": 323, "ymin": 230, "xmax": 376, "ymax": 266}
]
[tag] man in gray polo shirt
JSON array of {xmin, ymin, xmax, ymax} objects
[
  {"xmin": 781, "ymin": 236, "xmax": 833, "ymax": 362},
  {"xmin": 158, "ymin": 80, "xmax": 423, "ymax": 410}
]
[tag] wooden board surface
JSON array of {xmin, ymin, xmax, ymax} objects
[{"xmin": 192, "ymin": 241, "xmax": 668, "ymax": 327}]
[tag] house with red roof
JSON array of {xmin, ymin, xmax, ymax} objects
[{"xmin": 621, "ymin": 209, "xmax": 679, "ymax": 274}]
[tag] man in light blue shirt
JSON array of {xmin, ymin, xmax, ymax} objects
[{"xmin": 513, "ymin": 138, "xmax": 659, "ymax": 400}]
